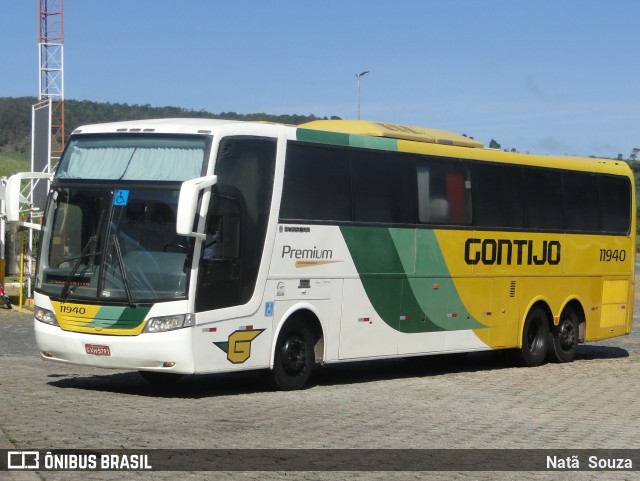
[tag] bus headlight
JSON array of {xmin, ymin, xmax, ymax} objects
[
  {"xmin": 35, "ymin": 306, "xmax": 59, "ymax": 326},
  {"xmin": 144, "ymin": 313, "xmax": 195, "ymax": 333}
]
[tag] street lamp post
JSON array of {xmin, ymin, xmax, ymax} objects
[{"xmin": 356, "ymin": 70, "xmax": 370, "ymax": 120}]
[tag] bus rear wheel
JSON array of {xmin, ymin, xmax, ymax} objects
[
  {"xmin": 514, "ymin": 307, "xmax": 549, "ymax": 367},
  {"xmin": 270, "ymin": 321, "xmax": 315, "ymax": 391},
  {"xmin": 548, "ymin": 311, "xmax": 579, "ymax": 363}
]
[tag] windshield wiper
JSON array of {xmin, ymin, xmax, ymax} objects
[
  {"xmin": 111, "ymin": 234, "xmax": 137, "ymax": 308},
  {"xmin": 60, "ymin": 236, "xmax": 100, "ymax": 302}
]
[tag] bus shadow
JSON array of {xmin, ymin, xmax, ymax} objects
[
  {"xmin": 313, "ymin": 343, "xmax": 630, "ymax": 388},
  {"xmin": 46, "ymin": 352, "xmax": 506, "ymax": 398},
  {"xmin": 47, "ymin": 369, "xmax": 271, "ymax": 398},
  {"xmin": 575, "ymin": 344, "xmax": 629, "ymax": 360},
  {"xmin": 312, "ymin": 351, "xmax": 511, "ymax": 387},
  {"xmin": 46, "ymin": 344, "xmax": 629, "ymax": 398}
]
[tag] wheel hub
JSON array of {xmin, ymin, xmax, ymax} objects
[
  {"xmin": 559, "ymin": 321, "xmax": 576, "ymax": 351},
  {"xmin": 281, "ymin": 335, "xmax": 306, "ymax": 373}
]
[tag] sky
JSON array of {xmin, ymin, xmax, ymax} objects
[{"xmin": 1, "ymin": 0, "xmax": 639, "ymax": 158}]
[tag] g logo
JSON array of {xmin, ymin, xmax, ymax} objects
[{"xmin": 214, "ymin": 329, "xmax": 265, "ymax": 364}]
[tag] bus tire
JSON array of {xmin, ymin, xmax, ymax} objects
[
  {"xmin": 547, "ymin": 311, "xmax": 579, "ymax": 363},
  {"xmin": 139, "ymin": 371, "xmax": 183, "ymax": 385},
  {"xmin": 515, "ymin": 307, "xmax": 549, "ymax": 367},
  {"xmin": 270, "ymin": 320, "xmax": 315, "ymax": 390}
]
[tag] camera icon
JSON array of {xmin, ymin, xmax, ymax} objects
[{"xmin": 7, "ymin": 451, "xmax": 40, "ymax": 470}]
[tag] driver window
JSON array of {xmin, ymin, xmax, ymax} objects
[
  {"xmin": 201, "ymin": 195, "xmax": 241, "ymax": 261},
  {"xmin": 203, "ymin": 215, "xmax": 223, "ymax": 260},
  {"xmin": 196, "ymin": 194, "xmax": 242, "ymax": 311}
]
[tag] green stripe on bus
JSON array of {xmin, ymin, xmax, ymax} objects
[
  {"xmin": 296, "ymin": 128, "xmax": 351, "ymax": 146},
  {"xmin": 86, "ymin": 305, "xmax": 150, "ymax": 330},
  {"xmin": 296, "ymin": 129, "xmax": 398, "ymax": 152},
  {"xmin": 340, "ymin": 226, "xmax": 485, "ymax": 333},
  {"xmin": 348, "ymin": 134, "xmax": 398, "ymax": 151}
]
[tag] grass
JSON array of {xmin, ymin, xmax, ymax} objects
[{"xmin": 0, "ymin": 148, "xmax": 29, "ymax": 177}]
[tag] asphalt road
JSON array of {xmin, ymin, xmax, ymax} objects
[{"xmin": 0, "ymin": 277, "xmax": 639, "ymax": 481}]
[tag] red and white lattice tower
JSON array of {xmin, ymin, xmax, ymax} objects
[{"xmin": 38, "ymin": 0, "xmax": 64, "ymax": 157}]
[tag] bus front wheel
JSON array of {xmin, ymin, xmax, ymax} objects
[
  {"xmin": 270, "ymin": 320, "xmax": 315, "ymax": 391},
  {"xmin": 514, "ymin": 307, "xmax": 549, "ymax": 367},
  {"xmin": 548, "ymin": 311, "xmax": 579, "ymax": 363}
]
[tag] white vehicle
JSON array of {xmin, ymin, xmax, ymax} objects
[{"xmin": 13, "ymin": 118, "xmax": 634, "ymax": 390}]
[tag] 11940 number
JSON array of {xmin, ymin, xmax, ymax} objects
[
  {"xmin": 599, "ymin": 249, "xmax": 626, "ymax": 262},
  {"xmin": 59, "ymin": 305, "xmax": 86, "ymax": 315}
]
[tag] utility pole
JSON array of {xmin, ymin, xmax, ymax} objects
[{"xmin": 355, "ymin": 70, "xmax": 370, "ymax": 120}]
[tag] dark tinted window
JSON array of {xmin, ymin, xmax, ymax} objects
[
  {"xmin": 599, "ymin": 176, "xmax": 631, "ymax": 233},
  {"xmin": 281, "ymin": 141, "xmax": 632, "ymax": 236},
  {"xmin": 281, "ymin": 143, "xmax": 351, "ymax": 221},
  {"xmin": 564, "ymin": 173, "xmax": 600, "ymax": 231},
  {"xmin": 472, "ymin": 163, "xmax": 524, "ymax": 228},
  {"xmin": 351, "ymin": 150, "xmax": 416, "ymax": 224},
  {"xmin": 524, "ymin": 169, "xmax": 564, "ymax": 230}
]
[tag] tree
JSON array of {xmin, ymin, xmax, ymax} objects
[{"xmin": 488, "ymin": 139, "xmax": 501, "ymax": 149}]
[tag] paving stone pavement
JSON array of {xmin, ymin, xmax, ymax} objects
[{"xmin": 0, "ymin": 293, "xmax": 638, "ymax": 481}]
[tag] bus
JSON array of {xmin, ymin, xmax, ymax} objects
[{"xmin": 7, "ymin": 118, "xmax": 635, "ymax": 390}]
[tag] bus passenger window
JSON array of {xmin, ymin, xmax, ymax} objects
[
  {"xmin": 351, "ymin": 150, "xmax": 416, "ymax": 224},
  {"xmin": 417, "ymin": 160, "xmax": 471, "ymax": 225},
  {"xmin": 524, "ymin": 169, "xmax": 563, "ymax": 230},
  {"xmin": 564, "ymin": 173, "xmax": 599, "ymax": 232},
  {"xmin": 281, "ymin": 142, "xmax": 351, "ymax": 222},
  {"xmin": 599, "ymin": 176, "xmax": 631, "ymax": 234},
  {"xmin": 472, "ymin": 163, "xmax": 524, "ymax": 229}
]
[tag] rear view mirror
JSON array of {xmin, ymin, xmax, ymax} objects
[
  {"xmin": 5, "ymin": 172, "xmax": 52, "ymax": 222},
  {"xmin": 176, "ymin": 175, "xmax": 217, "ymax": 237}
]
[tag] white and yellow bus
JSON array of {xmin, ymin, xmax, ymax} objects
[{"xmin": 8, "ymin": 118, "xmax": 635, "ymax": 390}]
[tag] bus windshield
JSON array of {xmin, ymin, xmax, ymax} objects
[
  {"xmin": 35, "ymin": 133, "xmax": 210, "ymax": 303},
  {"xmin": 36, "ymin": 187, "xmax": 192, "ymax": 303}
]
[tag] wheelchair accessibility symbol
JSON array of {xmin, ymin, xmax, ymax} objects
[
  {"xmin": 113, "ymin": 190, "xmax": 129, "ymax": 206},
  {"xmin": 265, "ymin": 301, "xmax": 274, "ymax": 317}
]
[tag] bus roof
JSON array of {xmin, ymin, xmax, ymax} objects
[
  {"xmin": 70, "ymin": 118, "xmax": 258, "ymax": 136},
  {"xmin": 300, "ymin": 120, "xmax": 484, "ymax": 148},
  {"xmin": 297, "ymin": 119, "xmax": 631, "ymax": 177}
]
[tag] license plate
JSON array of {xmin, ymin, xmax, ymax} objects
[{"xmin": 85, "ymin": 344, "xmax": 111, "ymax": 356}]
